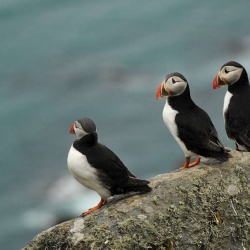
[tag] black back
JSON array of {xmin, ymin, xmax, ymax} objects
[
  {"xmin": 169, "ymin": 85, "xmax": 229, "ymax": 160},
  {"xmin": 73, "ymin": 133, "xmax": 150, "ymax": 195}
]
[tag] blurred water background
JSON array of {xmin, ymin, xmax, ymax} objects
[{"xmin": 1, "ymin": 0, "xmax": 250, "ymax": 249}]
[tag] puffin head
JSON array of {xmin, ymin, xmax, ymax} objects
[
  {"xmin": 156, "ymin": 72, "xmax": 188, "ymax": 99},
  {"xmin": 69, "ymin": 117, "xmax": 97, "ymax": 139},
  {"xmin": 213, "ymin": 61, "xmax": 246, "ymax": 89}
]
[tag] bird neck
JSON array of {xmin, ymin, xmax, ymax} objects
[
  {"xmin": 75, "ymin": 132, "xmax": 98, "ymax": 147},
  {"xmin": 168, "ymin": 85, "xmax": 195, "ymax": 111},
  {"xmin": 228, "ymin": 70, "xmax": 249, "ymax": 93}
]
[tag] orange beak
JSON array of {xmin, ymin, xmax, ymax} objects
[
  {"xmin": 156, "ymin": 81, "xmax": 172, "ymax": 99},
  {"xmin": 213, "ymin": 72, "xmax": 227, "ymax": 89},
  {"xmin": 156, "ymin": 82, "xmax": 163, "ymax": 100},
  {"xmin": 69, "ymin": 123, "xmax": 75, "ymax": 134}
]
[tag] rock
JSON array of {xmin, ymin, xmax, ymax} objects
[{"xmin": 23, "ymin": 149, "xmax": 250, "ymax": 250}]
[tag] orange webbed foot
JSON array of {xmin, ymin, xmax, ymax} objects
[
  {"xmin": 178, "ymin": 157, "xmax": 201, "ymax": 170},
  {"xmin": 187, "ymin": 157, "xmax": 201, "ymax": 168},
  {"xmin": 82, "ymin": 199, "xmax": 107, "ymax": 216}
]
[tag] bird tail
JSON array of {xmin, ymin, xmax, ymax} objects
[
  {"xmin": 214, "ymin": 151, "xmax": 232, "ymax": 162},
  {"xmin": 123, "ymin": 177, "xmax": 152, "ymax": 193},
  {"xmin": 113, "ymin": 177, "xmax": 151, "ymax": 195},
  {"xmin": 123, "ymin": 185, "xmax": 152, "ymax": 193},
  {"xmin": 126, "ymin": 176, "xmax": 150, "ymax": 186}
]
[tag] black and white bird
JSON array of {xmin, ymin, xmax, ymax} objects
[
  {"xmin": 67, "ymin": 117, "xmax": 151, "ymax": 216},
  {"xmin": 156, "ymin": 72, "xmax": 231, "ymax": 170},
  {"xmin": 213, "ymin": 61, "xmax": 250, "ymax": 151}
]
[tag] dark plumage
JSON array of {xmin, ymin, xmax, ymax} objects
[
  {"xmin": 213, "ymin": 61, "xmax": 250, "ymax": 151},
  {"xmin": 156, "ymin": 72, "xmax": 231, "ymax": 169},
  {"xmin": 171, "ymin": 88, "xmax": 230, "ymax": 161},
  {"xmin": 67, "ymin": 118, "xmax": 151, "ymax": 216},
  {"xmin": 73, "ymin": 133, "xmax": 150, "ymax": 194}
]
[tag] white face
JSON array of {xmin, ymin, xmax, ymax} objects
[
  {"xmin": 74, "ymin": 121, "xmax": 89, "ymax": 139},
  {"xmin": 163, "ymin": 76, "xmax": 187, "ymax": 96},
  {"xmin": 219, "ymin": 65, "xmax": 243, "ymax": 85}
]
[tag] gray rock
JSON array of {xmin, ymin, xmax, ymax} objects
[{"xmin": 23, "ymin": 149, "xmax": 250, "ymax": 250}]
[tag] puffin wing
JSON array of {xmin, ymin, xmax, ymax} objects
[
  {"xmin": 225, "ymin": 108, "xmax": 250, "ymax": 150},
  {"xmin": 93, "ymin": 144, "xmax": 150, "ymax": 195},
  {"xmin": 237, "ymin": 128, "xmax": 250, "ymax": 149},
  {"xmin": 89, "ymin": 144, "xmax": 140, "ymax": 186},
  {"xmin": 227, "ymin": 124, "xmax": 250, "ymax": 150},
  {"xmin": 175, "ymin": 108, "xmax": 226, "ymax": 154},
  {"xmin": 224, "ymin": 87, "xmax": 250, "ymax": 150}
]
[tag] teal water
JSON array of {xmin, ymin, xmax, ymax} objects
[{"xmin": 1, "ymin": 1, "xmax": 250, "ymax": 249}]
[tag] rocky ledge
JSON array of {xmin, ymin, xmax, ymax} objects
[{"xmin": 23, "ymin": 149, "xmax": 250, "ymax": 250}]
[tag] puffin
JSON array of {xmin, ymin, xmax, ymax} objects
[
  {"xmin": 156, "ymin": 72, "xmax": 231, "ymax": 169},
  {"xmin": 67, "ymin": 117, "xmax": 151, "ymax": 216},
  {"xmin": 213, "ymin": 61, "xmax": 250, "ymax": 151}
]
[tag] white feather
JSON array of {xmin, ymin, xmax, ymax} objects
[
  {"xmin": 162, "ymin": 101, "xmax": 195, "ymax": 157},
  {"xmin": 67, "ymin": 145, "xmax": 111, "ymax": 199},
  {"xmin": 223, "ymin": 91, "xmax": 233, "ymax": 119}
]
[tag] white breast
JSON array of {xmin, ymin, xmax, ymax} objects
[
  {"xmin": 162, "ymin": 101, "xmax": 195, "ymax": 157},
  {"xmin": 223, "ymin": 91, "xmax": 233, "ymax": 119},
  {"xmin": 67, "ymin": 145, "xmax": 111, "ymax": 199}
]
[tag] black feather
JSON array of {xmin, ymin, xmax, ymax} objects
[
  {"xmin": 73, "ymin": 133, "xmax": 151, "ymax": 195},
  {"xmin": 223, "ymin": 62, "xmax": 250, "ymax": 151},
  {"xmin": 168, "ymin": 82, "xmax": 231, "ymax": 161}
]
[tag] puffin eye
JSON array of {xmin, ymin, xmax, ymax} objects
[
  {"xmin": 225, "ymin": 68, "xmax": 229, "ymax": 74},
  {"xmin": 75, "ymin": 123, "xmax": 78, "ymax": 128},
  {"xmin": 172, "ymin": 78, "xmax": 176, "ymax": 84}
]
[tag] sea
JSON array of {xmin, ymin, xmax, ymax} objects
[{"xmin": 1, "ymin": 0, "xmax": 250, "ymax": 249}]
